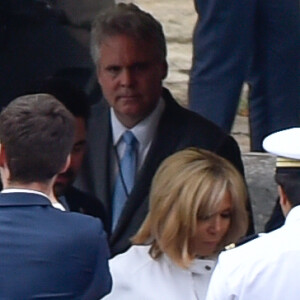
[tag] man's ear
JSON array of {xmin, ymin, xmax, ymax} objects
[
  {"xmin": 97, "ymin": 63, "xmax": 103, "ymax": 87},
  {"xmin": 161, "ymin": 60, "xmax": 168, "ymax": 80},
  {"xmin": 0, "ymin": 144, "xmax": 6, "ymax": 167},
  {"xmin": 0, "ymin": 144, "xmax": 10, "ymax": 188},
  {"xmin": 278, "ymin": 185, "xmax": 291, "ymax": 217},
  {"xmin": 59, "ymin": 154, "xmax": 71, "ymax": 174}
]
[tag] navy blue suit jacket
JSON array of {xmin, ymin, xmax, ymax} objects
[{"xmin": 0, "ymin": 191, "xmax": 111, "ymax": 299}]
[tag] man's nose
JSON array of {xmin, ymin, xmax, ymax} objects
[{"xmin": 120, "ymin": 69, "xmax": 134, "ymax": 87}]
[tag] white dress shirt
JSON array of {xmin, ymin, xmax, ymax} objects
[
  {"xmin": 110, "ymin": 97, "xmax": 165, "ymax": 176},
  {"xmin": 103, "ymin": 245, "xmax": 216, "ymax": 300},
  {"xmin": 205, "ymin": 205, "xmax": 300, "ymax": 300}
]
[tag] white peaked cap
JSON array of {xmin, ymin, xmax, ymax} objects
[{"xmin": 263, "ymin": 127, "xmax": 300, "ymax": 160}]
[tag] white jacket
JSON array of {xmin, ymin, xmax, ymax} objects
[
  {"xmin": 104, "ymin": 245, "xmax": 216, "ymax": 300},
  {"xmin": 206, "ymin": 205, "xmax": 300, "ymax": 300}
]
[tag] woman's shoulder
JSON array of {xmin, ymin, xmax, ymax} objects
[
  {"xmin": 104, "ymin": 246, "xmax": 165, "ymax": 300},
  {"xmin": 110, "ymin": 245, "xmax": 154, "ymax": 275}
]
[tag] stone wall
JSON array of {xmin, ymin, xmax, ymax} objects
[{"xmin": 242, "ymin": 153, "xmax": 277, "ymax": 233}]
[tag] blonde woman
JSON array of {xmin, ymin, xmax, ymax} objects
[{"xmin": 104, "ymin": 148, "xmax": 249, "ymax": 300}]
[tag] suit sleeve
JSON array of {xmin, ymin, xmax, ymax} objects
[
  {"xmin": 215, "ymin": 135, "xmax": 244, "ymax": 176},
  {"xmin": 83, "ymin": 221, "xmax": 112, "ymax": 300}
]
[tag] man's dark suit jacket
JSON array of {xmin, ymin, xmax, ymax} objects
[
  {"xmin": 0, "ymin": 191, "xmax": 112, "ymax": 299},
  {"xmin": 76, "ymin": 87, "xmax": 253, "ymax": 256},
  {"xmin": 65, "ymin": 186, "xmax": 108, "ymax": 230}
]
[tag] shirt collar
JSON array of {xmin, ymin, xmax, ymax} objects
[
  {"xmin": 52, "ymin": 202, "xmax": 66, "ymax": 211},
  {"xmin": 111, "ymin": 97, "xmax": 165, "ymax": 148}
]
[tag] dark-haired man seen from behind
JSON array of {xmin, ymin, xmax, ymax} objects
[
  {"xmin": 32, "ymin": 77, "xmax": 107, "ymax": 226},
  {"xmin": 0, "ymin": 94, "xmax": 111, "ymax": 299}
]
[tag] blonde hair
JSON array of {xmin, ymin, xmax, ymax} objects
[{"xmin": 132, "ymin": 148, "xmax": 248, "ymax": 268}]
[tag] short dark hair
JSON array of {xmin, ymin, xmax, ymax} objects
[
  {"xmin": 275, "ymin": 170, "xmax": 300, "ymax": 207},
  {"xmin": 0, "ymin": 94, "xmax": 75, "ymax": 183},
  {"xmin": 90, "ymin": 3, "xmax": 167, "ymax": 65},
  {"xmin": 27, "ymin": 77, "xmax": 90, "ymax": 122}
]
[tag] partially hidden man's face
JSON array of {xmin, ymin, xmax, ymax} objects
[
  {"xmin": 97, "ymin": 34, "xmax": 168, "ymax": 128},
  {"xmin": 54, "ymin": 117, "xmax": 86, "ymax": 196}
]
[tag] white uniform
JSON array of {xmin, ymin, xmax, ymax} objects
[
  {"xmin": 103, "ymin": 245, "xmax": 216, "ymax": 300},
  {"xmin": 205, "ymin": 205, "xmax": 300, "ymax": 300}
]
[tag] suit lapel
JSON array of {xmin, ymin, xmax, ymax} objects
[{"xmin": 86, "ymin": 101, "xmax": 113, "ymax": 221}]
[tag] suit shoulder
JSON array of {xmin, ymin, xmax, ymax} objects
[
  {"xmin": 89, "ymin": 100, "xmax": 109, "ymax": 119},
  {"xmin": 165, "ymin": 97, "xmax": 227, "ymax": 137},
  {"xmin": 63, "ymin": 213, "xmax": 110, "ymax": 257},
  {"xmin": 183, "ymin": 108, "xmax": 226, "ymax": 135},
  {"xmin": 165, "ymin": 98, "xmax": 238, "ymax": 150},
  {"xmin": 61, "ymin": 208, "xmax": 104, "ymax": 235}
]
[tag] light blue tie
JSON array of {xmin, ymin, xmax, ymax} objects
[{"xmin": 112, "ymin": 131, "xmax": 138, "ymax": 230}]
